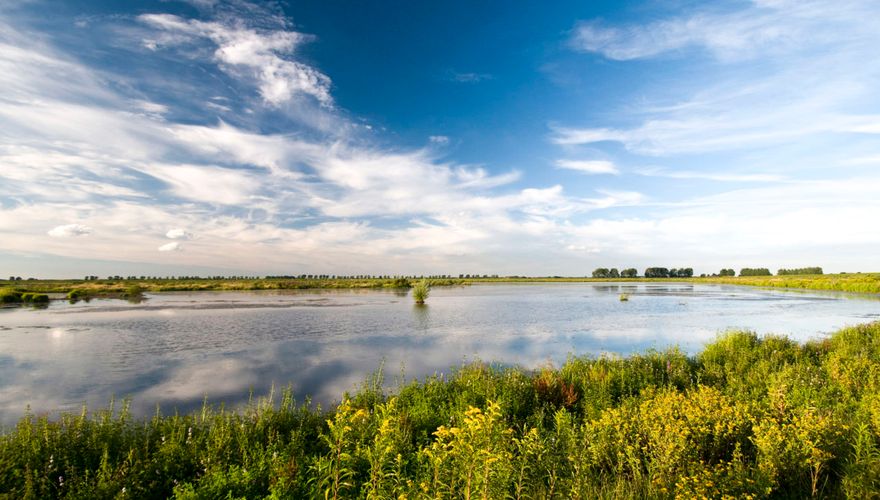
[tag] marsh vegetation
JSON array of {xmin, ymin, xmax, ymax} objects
[{"xmin": 2, "ymin": 322, "xmax": 880, "ymax": 498}]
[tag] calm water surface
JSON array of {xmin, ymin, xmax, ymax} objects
[{"xmin": 1, "ymin": 283, "xmax": 879, "ymax": 424}]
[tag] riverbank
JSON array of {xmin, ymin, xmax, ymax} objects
[
  {"xmin": 2, "ymin": 273, "xmax": 878, "ymax": 298},
  {"xmin": 2, "ymin": 321, "xmax": 879, "ymax": 498}
]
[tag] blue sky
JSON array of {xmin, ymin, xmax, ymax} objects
[{"xmin": 1, "ymin": 0, "xmax": 879, "ymax": 278}]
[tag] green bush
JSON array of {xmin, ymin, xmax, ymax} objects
[
  {"xmin": 411, "ymin": 279, "xmax": 430, "ymax": 304},
  {"xmin": 0, "ymin": 288, "xmax": 22, "ymax": 304}
]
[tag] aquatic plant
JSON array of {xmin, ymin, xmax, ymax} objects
[
  {"xmin": 0, "ymin": 288, "xmax": 22, "ymax": 303},
  {"xmin": 411, "ymin": 279, "xmax": 430, "ymax": 304},
  {"xmin": 619, "ymin": 293, "xmax": 629, "ymax": 301}
]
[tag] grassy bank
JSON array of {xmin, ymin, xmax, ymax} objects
[
  {"xmin": 470, "ymin": 273, "xmax": 880, "ymax": 295},
  {"xmin": 1, "ymin": 273, "xmax": 878, "ymax": 298},
  {"xmin": 700, "ymin": 273, "xmax": 880, "ymax": 295},
  {"xmin": 0, "ymin": 277, "xmax": 464, "ymax": 297},
  {"xmin": 3, "ymin": 322, "xmax": 880, "ymax": 498}
]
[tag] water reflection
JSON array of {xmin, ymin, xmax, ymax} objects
[
  {"xmin": 1, "ymin": 283, "xmax": 880, "ymax": 423},
  {"xmin": 412, "ymin": 304, "xmax": 431, "ymax": 330}
]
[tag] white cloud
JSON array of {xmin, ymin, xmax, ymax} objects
[
  {"xmin": 47, "ymin": 224, "xmax": 92, "ymax": 238},
  {"xmin": 158, "ymin": 241, "xmax": 182, "ymax": 252},
  {"xmin": 570, "ymin": 1, "xmax": 876, "ymax": 61},
  {"xmin": 555, "ymin": 159, "xmax": 619, "ymax": 175},
  {"xmin": 560, "ymin": 0, "xmax": 880, "ymax": 158},
  {"xmin": 135, "ymin": 163, "xmax": 260, "ymax": 205},
  {"xmin": 635, "ymin": 168, "xmax": 784, "ymax": 183},
  {"xmin": 429, "ymin": 135, "xmax": 450, "ymax": 144},
  {"xmin": 138, "ymin": 13, "xmax": 332, "ymax": 107},
  {"xmin": 166, "ymin": 228, "xmax": 191, "ymax": 239}
]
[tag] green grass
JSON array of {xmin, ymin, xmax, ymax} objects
[
  {"xmin": 411, "ymin": 279, "xmax": 430, "ymax": 304},
  {"xmin": 4, "ymin": 322, "xmax": 880, "ymax": 498},
  {"xmin": 700, "ymin": 273, "xmax": 880, "ymax": 294},
  {"xmin": 0, "ymin": 288, "xmax": 49, "ymax": 305},
  {"xmin": 0, "ymin": 277, "xmax": 465, "ymax": 296},
  {"xmin": 2, "ymin": 273, "xmax": 878, "ymax": 299}
]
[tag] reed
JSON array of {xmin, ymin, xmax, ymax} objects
[{"xmin": 412, "ymin": 279, "xmax": 430, "ymax": 304}]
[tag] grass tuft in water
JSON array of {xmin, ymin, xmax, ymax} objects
[{"xmin": 412, "ymin": 279, "xmax": 430, "ymax": 304}]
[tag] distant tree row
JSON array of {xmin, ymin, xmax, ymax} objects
[
  {"xmin": 718, "ymin": 269, "xmax": 736, "ymax": 276},
  {"xmin": 777, "ymin": 267, "xmax": 823, "ymax": 275},
  {"xmin": 591, "ymin": 268, "xmax": 639, "ymax": 278},
  {"xmin": 739, "ymin": 268, "xmax": 772, "ymax": 276},
  {"xmin": 592, "ymin": 267, "xmax": 693, "ymax": 278},
  {"xmin": 644, "ymin": 267, "xmax": 694, "ymax": 278}
]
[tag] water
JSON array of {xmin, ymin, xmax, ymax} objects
[{"xmin": 1, "ymin": 283, "xmax": 879, "ymax": 424}]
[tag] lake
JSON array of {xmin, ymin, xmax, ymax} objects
[{"xmin": 1, "ymin": 282, "xmax": 879, "ymax": 424}]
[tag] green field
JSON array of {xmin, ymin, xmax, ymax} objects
[{"xmin": 3, "ymin": 322, "xmax": 880, "ymax": 498}]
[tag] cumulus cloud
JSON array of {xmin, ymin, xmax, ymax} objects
[
  {"xmin": 165, "ymin": 228, "xmax": 191, "ymax": 239},
  {"xmin": 47, "ymin": 224, "xmax": 92, "ymax": 238},
  {"xmin": 158, "ymin": 241, "xmax": 182, "ymax": 252}
]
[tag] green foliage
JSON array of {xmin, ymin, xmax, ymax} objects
[
  {"xmin": 0, "ymin": 289, "xmax": 48, "ymax": 305},
  {"xmin": 411, "ymin": 279, "xmax": 430, "ymax": 304},
  {"xmin": 778, "ymin": 267, "xmax": 824, "ymax": 276},
  {"xmin": 620, "ymin": 268, "xmax": 638, "ymax": 278},
  {"xmin": 0, "ymin": 288, "xmax": 22, "ymax": 304},
  {"xmin": 719, "ymin": 268, "xmax": 736, "ymax": 276},
  {"xmin": 592, "ymin": 268, "xmax": 611, "ymax": 278},
  {"xmin": 703, "ymin": 272, "xmax": 880, "ymax": 294},
  {"xmin": 644, "ymin": 267, "xmax": 670, "ymax": 278},
  {"xmin": 4, "ymin": 322, "xmax": 880, "ymax": 498},
  {"xmin": 740, "ymin": 267, "xmax": 772, "ymax": 276}
]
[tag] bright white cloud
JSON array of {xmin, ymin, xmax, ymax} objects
[
  {"xmin": 47, "ymin": 224, "xmax": 92, "ymax": 238},
  {"xmin": 166, "ymin": 228, "xmax": 191, "ymax": 240},
  {"xmin": 135, "ymin": 163, "xmax": 260, "ymax": 205},
  {"xmin": 158, "ymin": 241, "xmax": 182, "ymax": 252},
  {"xmin": 555, "ymin": 159, "xmax": 619, "ymax": 175},
  {"xmin": 139, "ymin": 13, "xmax": 332, "ymax": 106}
]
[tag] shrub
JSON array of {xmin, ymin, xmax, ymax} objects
[
  {"xmin": 411, "ymin": 279, "xmax": 430, "ymax": 304},
  {"xmin": 0, "ymin": 288, "xmax": 22, "ymax": 303}
]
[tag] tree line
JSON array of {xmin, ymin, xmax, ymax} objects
[
  {"xmin": 592, "ymin": 268, "xmax": 693, "ymax": 278},
  {"xmin": 593, "ymin": 266, "xmax": 825, "ymax": 278}
]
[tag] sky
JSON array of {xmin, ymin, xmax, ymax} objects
[{"xmin": 1, "ymin": 0, "xmax": 879, "ymax": 278}]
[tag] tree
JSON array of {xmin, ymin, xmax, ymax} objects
[
  {"xmin": 620, "ymin": 268, "xmax": 638, "ymax": 278},
  {"xmin": 739, "ymin": 268, "xmax": 771, "ymax": 276},
  {"xmin": 592, "ymin": 268, "xmax": 610, "ymax": 278},
  {"xmin": 719, "ymin": 269, "xmax": 736, "ymax": 277},
  {"xmin": 644, "ymin": 267, "xmax": 670, "ymax": 278},
  {"xmin": 609, "ymin": 268, "xmax": 620, "ymax": 278},
  {"xmin": 669, "ymin": 268, "xmax": 693, "ymax": 278}
]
